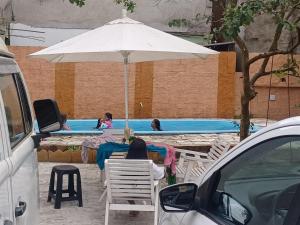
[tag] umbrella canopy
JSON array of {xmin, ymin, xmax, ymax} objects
[{"xmin": 31, "ymin": 10, "xmax": 218, "ymax": 128}]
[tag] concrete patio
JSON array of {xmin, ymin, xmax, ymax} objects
[{"xmin": 39, "ymin": 162, "xmax": 156, "ymax": 225}]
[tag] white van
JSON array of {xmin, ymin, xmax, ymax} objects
[
  {"xmin": 160, "ymin": 117, "xmax": 300, "ymax": 225},
  {"xmin": 0, "ymin": 39, "xmax": 62, "ymax": 225}
]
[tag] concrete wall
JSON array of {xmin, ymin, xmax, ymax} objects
[
  {"xmin": 6, "ymin": 0, "xmax": 210, "ymax": 32},
  {"xmin": 244, "ymin": 14, "xmax": 300, "ymax": 53}
]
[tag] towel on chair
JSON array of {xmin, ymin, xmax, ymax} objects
[{"xmin": 96, "ymin": 142, "xmax": 167, "ymax": 170}]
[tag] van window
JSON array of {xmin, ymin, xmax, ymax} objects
[
  {"xmin": 206, "ymin": 136, "xmax": 300, "ymax": 225},
  {"xmin": 0, "ymin": 73, "xmax": 32, "ymax": 148}
]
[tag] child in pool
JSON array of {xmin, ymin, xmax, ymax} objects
[
  {"xmin": 95, "ymin": 112, "xmax": 113, "ymax": 129},
  {"xmin": 151, "ymin": 118, "xmax": 162, "ymax": 131},
  {"xmin": 61, "ymin": 113, "xmax": 71, "ymax": 130}
]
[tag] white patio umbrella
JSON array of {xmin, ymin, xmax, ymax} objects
[{"xmin": 31, "ymin": 10, "xmax": 218, "ymax": 128}]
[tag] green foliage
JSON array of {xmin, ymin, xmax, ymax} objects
[
  {"xmin": 274, "ymin": 58, "xmax": 300, "ymax": 78},
  {"xmin": 203, "ymin": 33, "xmax": 214, "ymax": 43},
  {"xmin": 68, "ymin": 0, "xmax": 136, "ymax": 12},
  {"xmin": 114, "ymin": 0, "xmax": 136, "ymax": 12},
  {"xmin": 168, "ymin": 18, "xmax": 191, "ymax": 28},
  {"xmin": 221, "ymin": 1, "xmax": 264, "ymax": 38},
  {"xmin": 220, "ymin": 0, "xmax": 300, "ymax": 39},
  {"xmin": 68, "ymin": 0, "xmax": 85, "ymax": 7},
  {"xmin": 66, "ymin": 145, "xmax": 81, "ymax": 152}
]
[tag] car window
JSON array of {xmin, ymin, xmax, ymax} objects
[
  {"xmin": 206, "ymin": 136, "xmax": 300, "ymax": 225},
  {"xmin": 0, "ymin": 73, "xmax": 32, "ymax": 149}
]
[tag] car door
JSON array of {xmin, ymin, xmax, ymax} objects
[
  {"xmin": 0, "ymin": 104, "xmax": 13, "ymax": 225},
  {"xmin": 0, "ymin": 60, "xmax": 39, "ymax": 225},
  {"xmin": 181, "ymin": 127, "xmax": 300, "ymax": 225}
]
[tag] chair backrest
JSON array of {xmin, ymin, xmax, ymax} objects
[
  {"xmin": 207, "ymin": 137, "xmax": 230, "ymax": 161},
  {"xmin": 176, "ymin": 137, "xmax": 231, "ymax": 167},
  {"xmin": 105, "ymin": 159, "xmax": 155, "ymax": 204}
]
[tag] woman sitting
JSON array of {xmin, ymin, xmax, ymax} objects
[
  {"xmin": 127, "ymin": 137, "xmax": 164, "ymax": 180},
  {"xmin": 126, "ymin": 137, "xmax": 164, "ymax": 216}
]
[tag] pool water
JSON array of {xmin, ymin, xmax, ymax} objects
[{"xmin": 47, "ymin": 119, "xmax": 259, "ymax": 135}]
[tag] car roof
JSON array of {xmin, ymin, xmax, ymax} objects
[
  {"xmin": 251, "ymin": 116, "xmax": 300, "ymax": 138},
  {"xmin": 198, "ymin": 117, "xmax": 300, "ymax": 185},
  {"xmin": 232, "ymin": 116, "xmax": 300, "ymax": 151}
]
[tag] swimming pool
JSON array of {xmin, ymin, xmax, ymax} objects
[{"xmin": 42, "ymin": 119, "xmax": 259, "ymax": 135}]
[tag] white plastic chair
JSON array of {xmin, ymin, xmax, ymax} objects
[
  {"xmin": 104, "ymin": 159, "xmax": 159, "ymax": 225},
  {"xmin": 176, "ymin": 137, "xmax": 230, "ymax": 182},
  {"xmin": 98, "ymin": 152, "xmax": 127, "ymax": 201}
]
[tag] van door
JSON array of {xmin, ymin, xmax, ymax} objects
[
  {"xmin": 0, "ymin": 60, "xmax": 39, "ymax": 225},
  {"xmin": 0, "ymin": 109, "xmax": 13, "ymax": 225}
]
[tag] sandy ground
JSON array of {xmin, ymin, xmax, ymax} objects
[{"xmin": 39, "ymin": 162, "xmax": 157, "ymax": 225}]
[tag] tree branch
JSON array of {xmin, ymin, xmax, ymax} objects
[
  {"xmin": 254, "ymin": 18, "xmax": 285, "ymax": 79},
  {"xmin": 234, "ymin": 35, "xmax": 249, "ymax": 55},
  {"xmin": 285, "ymin": 2, "xmax": 300, "ymax": 20},
  {"xmin": 251, "ymin": 67, "xmax": 299, "ymax": 85},
  {"xmin": 248, "ymin": 27, "xmax": 300, "ymax": 65}
]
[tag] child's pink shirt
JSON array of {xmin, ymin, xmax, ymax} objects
[{"xmin": 101, "ymin": 120, "xmax": 113, "ymax": 129}]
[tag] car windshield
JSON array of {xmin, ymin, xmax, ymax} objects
[{"xmin": 224, "ymin": 137, "xmax": 300, "ymax": 180}]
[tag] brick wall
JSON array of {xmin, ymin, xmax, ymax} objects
[
  {"xmin": 152, "ymin": 56, "xmax": 219, "ymax": 118},
  {"xmin": 74, "ymin": 62, "xmax": 136, "ymax": 119},
  {"xmin": 134, "ymin": 62, "xmax": 154, "ymax": 118},
  {"xmin": 234, "ymin": 54, "xmax": 300, "ymax": 119},
  {"xmin": 7, "ymin": 47, "xmax": 237, "ymax": 119},
  {"xmin": 55, "ymin": 63, "xmax": 75, "ymax": 118},
  {"xmin": 9, "ymin": 46, "xmax": 55, "ymax": 102},
  {"xmin": 217, "ymin": 52, "xmax": 236, "ymax": 118},
  {"xmin": 251, "ymin": 87, "xmax": 300, "ymax": 120}
]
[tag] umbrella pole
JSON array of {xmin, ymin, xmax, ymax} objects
[{"xmin": 123, "ymin": 53, "xmax": 129, "ymax": 129}]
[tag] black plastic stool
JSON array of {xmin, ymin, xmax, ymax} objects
[{"xmin": 47, "ymin": 165, "xmax": 83, "ymax": 209}]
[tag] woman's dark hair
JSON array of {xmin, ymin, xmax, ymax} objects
[
  {"xmin": 105, "ymin": 112, "xmax": 112, "ymax": 120},
  {"xmin": 153, "ymin": 119, "xmax": 162, "ymax": 131},
  {"xmin": 126, "ymin": 138, "xmax": 148, "ymax": 160}
]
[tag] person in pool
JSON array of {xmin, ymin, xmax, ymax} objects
[
  {"xmin": 151, "ymin": 118, "xmax": 162, "ymax": 131},
  {"xmin": 95, "ymin": 112, "xmax": 113, "ymax": 129},
  {"xmin": 61, "ymin": 113, "xmax": 71, "ymax": 130}
]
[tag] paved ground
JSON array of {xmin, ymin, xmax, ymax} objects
[
  {"xmin": 39, "ymin": 162, "xmax": 157, "ymax": 225},
  {"xmin": 38, "ymin": 119, "xmax": 277, "ymax": 224}
]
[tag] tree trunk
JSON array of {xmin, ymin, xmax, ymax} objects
[
  {"xmin": 240, "ymin": 95, "xmax": 250, "ymax": 141},
  {"xmin": 211, "ymin": 0, "xmax": 226, "ymax": 43},
  {"xmin": 239, "ymin": 53, "xmax": 252, "ymax": 141}
]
